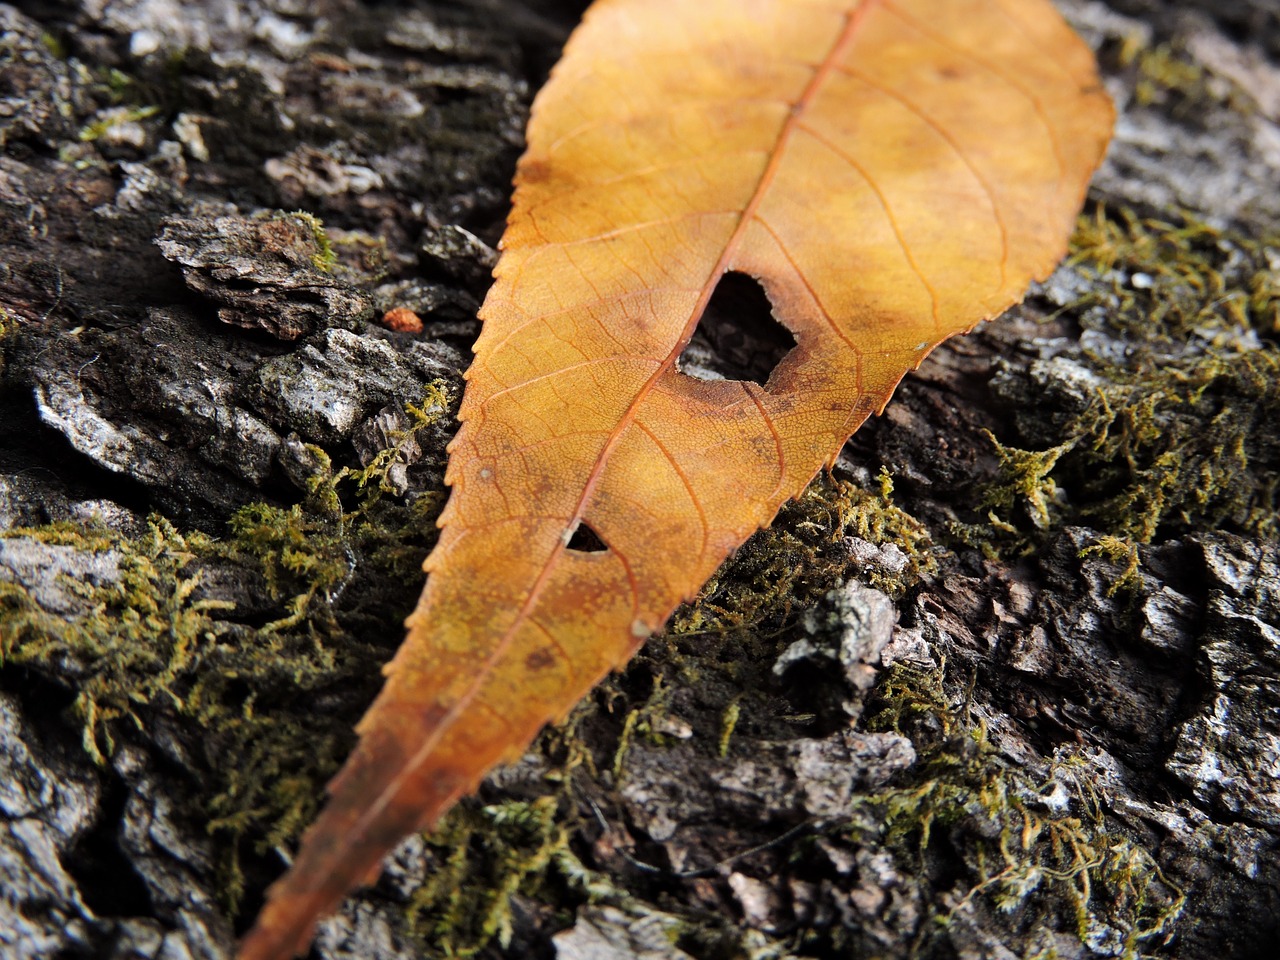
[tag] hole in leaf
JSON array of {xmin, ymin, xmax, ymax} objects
[
  {"xmin": 566, "ymin": 521, "xmax": 608, "ymax": 553},
  {"xmin": 677, "ymin": 271, "xmax": 796, "ymax": 387}
]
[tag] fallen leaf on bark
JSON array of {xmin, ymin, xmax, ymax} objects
[{"xmin": 240, "ymin": 0, "xmax": 1112, "ymax": 956}]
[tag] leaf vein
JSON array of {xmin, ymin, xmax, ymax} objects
[
  {"xmin": 880, "ymin": 0, "xmax": 1065, "ymax": 188},
  {"xmin": 835, "ymin": 64, "xmax": 1010, "ymax": 294},
  {"xmin": 634, "ymin": 419, "xmax": 710, "ymax": 564},
  {"xmin": 795, "ymin": 121, "xmax": 943, "ymax": 336}
]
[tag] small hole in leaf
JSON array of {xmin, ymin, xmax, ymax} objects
[
  {"xmin": 677, "ymin": 271, "xmax": 796, "ymax": 387},
  {"xmin": 566, "ymin": 521, "xmax": 608, "ymax": 553}
]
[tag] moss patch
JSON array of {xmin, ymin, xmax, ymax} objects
[
  {"xmin": 983, "ymin": 209, "xmax": 1280, "ymax": 549},
  {"xmin": 853, "ymin": 664, "xmax": 1185, "ymax": 960},
  {"xmin": 399, "ymin": 699, "xmax": 636, "ymax": 958},
  {"xmin": 1131, "ymin": 43, "xmax": 1212, "ymax": 112},
  {"xmin": 1, "ymin": 518, "xmax": 232, "ymax": 764},
  {"xmin": 0, "ymin": 390, "xmax": 452, "ymax": 910},
  {"xmin": 1069, "ymin": 207, "xmax": 1279, "ymax": 342},
  {"xmin": 408, "ymin": 798, "xmax": 563, "ymax": 954},
  {"xmin": 670, "ymin": 470, "xmax": 935, "ymax": 647},
  {"xmin": 283, "ymin": 210, "xmax": 337, "ymax": 273},
  {"xmin": 77, "ymin": 103, "xmax": 160, "ymax": 142}
]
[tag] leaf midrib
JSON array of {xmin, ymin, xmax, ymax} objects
[{"xmin": 368, "ymin": 0, "xmax": 877, "ymax": 833}]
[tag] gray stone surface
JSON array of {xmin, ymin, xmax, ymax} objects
[
  {"xmin": 156, "ymin": 214, "xmax": 373, "ymax": 341},
  {"xmin": 1166, "ymin": 538, "xmax": 1280, "ymax": 829},
  {"xmin": 776, "ymin": 580, "xmax": 899, "ymax": 718},
  {"xmin": 0, "ymin": 537, "xmax": 120, "ymax": 614},
  {"xmin": 553, "ymin": 906, "xmax": 693, "ymax": 960},
  {"xmin": 0, "ymin": 693, "xmax": 100, "ymax": 960},
  {"xmin": 250, "ymin": 328, "xmax": 460, "ymax": 447}
]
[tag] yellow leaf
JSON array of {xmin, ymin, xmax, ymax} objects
[{"xmin": 239, "ymin": 2, "xmax": 1112, "ymax": 956}]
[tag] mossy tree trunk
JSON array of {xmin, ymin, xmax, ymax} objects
[{"xmin": 1, "ymin": 1, "xmax": 1277, "ymax": 958}]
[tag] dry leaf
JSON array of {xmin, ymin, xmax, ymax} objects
[{"xmin": 239, "ymin": 0, "xmax": 1112, "ymax": 956}]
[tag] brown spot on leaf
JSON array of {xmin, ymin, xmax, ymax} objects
[
  {"xmin": 518, "ymin": 158, "xmax": 550, "ymax": 184},
  {"xmin": 525, "ymin": 648, "xmax": 556, "ymax": 671}
]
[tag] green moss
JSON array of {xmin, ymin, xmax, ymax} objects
[
  {"xmin": 836, "ymin": 467, "xmax": 937, "ymax": 594},
  {"xmin": 77, "ymin": 104, "xmax": 160, "ymax": 142},
  {"xmin": 1131, "ymin": 44, "xmax": 1210, "ymax": 109},
  {"xmin": 853, "ymin": 664, "xmax": 1184, "ymax": 959},
  {"xmin": 0, "ymin": 518, "xmax": 230, "ymax": 764},
  {"xmin": 981, "ymin": 209, "xmax": 1280, "ymax": 548},
  {"xmin": 1070, "ymin": 207, "xmax": 1278, "ymax": 342},
  {"xmin": 285, "ymin": 210, "xmax": 338, "ymax": 273},
  {"xmin": 717, "ymin": 699, "xmax": 741, "ymax": 758},
  {"xmin": 1079, "ymin": 535, "xmax": 1142, "ymax": 596},
  {"xmin": 0, "ymin": 305, "xmax": 12, "ymax": 380},
  {"xmin": 609, "ymin": 673, "xmax": 681, "ymax": 779},
  {"xmin": 670, "ymin": 471, "xmax": 934, "ymax": 653},
  {"xmin": 981, "ymin": 431, "xmax": 1077, "ymax": 531},
  {"xmin": 329, "ymin": 229, "xmax": 391, "ymax": 284},
  {"xmin": 0, "ymin": 391, "xmax": 453, "ymax": 911},
  {"xmin": 103, "ymin": 67, "xmax": 137, "ymax": 103},
  {"xmin": 980, "ymin": 353, "xmax": 1278, "ymax": 547},
  {"xmin": 407, "ymin": 799, "xmax": 678, "ymax": 958},
  {"xmin": 401, "ymin": 698, "xmax": 641, "ymax": 957},
  {"xmin": 404, "ymin": 795, "xmax": 606, "ymax": 956},
  {"xmin": 0, "ymin": 514, "xmax": 371, "ymax": 908},
  {"xmin": 39, "ymin": 30, "xmax": 67, "ymax": 60},
  {"xmin": 407, "ymin": 798, "xmax": 566, "ymax": 954},
  {"xmin": 1074, "ymin": 349, "xmax": 1277, "ymax": 541}
]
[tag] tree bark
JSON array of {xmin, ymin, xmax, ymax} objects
[{"xmin": 1, "ymin": 1, "xmax": 1277, "ymax": 958}]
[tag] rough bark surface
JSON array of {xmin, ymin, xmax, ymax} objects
[{"xmin": 1, "ymin": 1, "xmax": 1278, "ymax": 959}]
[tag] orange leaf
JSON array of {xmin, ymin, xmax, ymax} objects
[{"xmin": 239, "ymin": 1, "xmax": 1112, "ymax": 956}]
